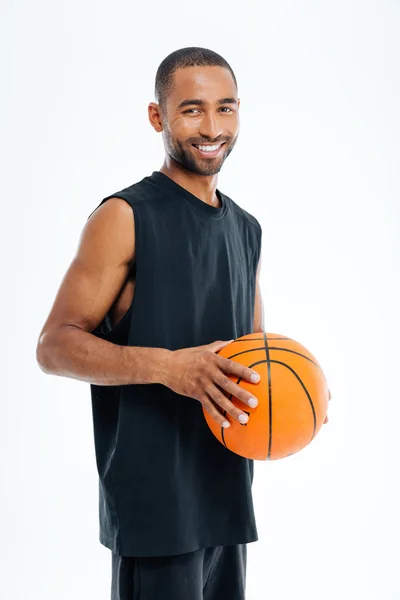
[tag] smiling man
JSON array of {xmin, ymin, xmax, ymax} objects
[
  {"xmin": 37, "ymin": 47, "xmax": 273, "ymax": 600},
  {"xmin": 155, "ymin": 65, "xmax": 239, "ymax": 184}
]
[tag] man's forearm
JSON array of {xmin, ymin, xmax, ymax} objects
[{"xmin": 36, "ymin": 325, "xmax": 173, "ymax": 386}]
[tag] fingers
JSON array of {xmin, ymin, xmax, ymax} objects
[
  {"xmin": 205, "ymin": 356, "xmax": 260, "ymax": 427},
  {"xmin": 214, "ymin": 373, "xmax": 258, "ymax": 409},
  {"xmin": 206, "ymin": 383, "xmax": 252, "ymax": 426},
  {"xmin": 217, "ymin": 356, "xmax": 260, "ymax": 384},
  {"xmin": 201, "ymin": 394, "xmax": 232, "ymax": 429}
]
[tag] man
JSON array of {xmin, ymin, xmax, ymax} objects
[{"xmin": 36, "ymin": 47, "xmax": 329, "ymax": 599}]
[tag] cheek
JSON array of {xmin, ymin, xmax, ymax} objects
[
  {"xmin": 169, "ymin": 120, "xmax": 198, "ymax": 144},
  {"xmin": 181, "ymin": 120, "xmax": 201, "ymax": 135}
]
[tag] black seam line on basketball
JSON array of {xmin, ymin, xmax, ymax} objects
[
  {"xmin": 246, "ymin": 357, "xmax": 317, "ymax": 441},
  {"xmin": 226, "ymin": 346, "xmax": 322, "ymax": 371},
  {"xmin": 263, "ymin": 332, "xmax": 273, "ymax": 460},
  {"xmin": 230, "ymin": 336, "xmax": 291, "ymax": 342},
  {"xmin": 221, "ymin": 341, "xmax": 273, "ymax": 455},
  {"xmin": 221, "ymin": 386, "xmax": 235, "ymax": 447},
  {"xmin": 220, "ymin": 357, "xmax": 317, "ymax": 456},
  {"xmin": 270, "ymin": 359, "xmax": 317, "ymax": 440},
  {"xmin": 221, "ymin": 403, "xmax": 249, "ymax": 447}
]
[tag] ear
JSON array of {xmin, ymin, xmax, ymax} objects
[{"xmin": 148, "ymin": 102, "xmax": 164, "ymax": 133}]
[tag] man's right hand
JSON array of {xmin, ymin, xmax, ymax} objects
[{"xmin": 162, "ymin": 339, "xmax": 260, "ymax": 429}]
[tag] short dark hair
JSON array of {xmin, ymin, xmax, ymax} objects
[{"xmin": 154, "ymin": 47, "xmax": 238, "ymax": 111}]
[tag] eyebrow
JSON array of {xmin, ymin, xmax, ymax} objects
[{"xmin": 177, "ymin": 97, "xmax": 238, "ymax": 109}]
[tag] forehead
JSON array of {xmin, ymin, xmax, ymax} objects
[{"xmin": 169, "ymin": 66, "xmax": 237, "ymax": 105}]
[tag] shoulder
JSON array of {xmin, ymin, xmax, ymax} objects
[
  {"xmin": 222, "ymin": 192, "xmax": 262, "ymax": 233},
  {"xmin": 102, "ymin": 174, "xmax": 169, "ymax": 207},
  {"xmin": 87, "ymin": 175, "xmax": 170, "ymax": 221}
]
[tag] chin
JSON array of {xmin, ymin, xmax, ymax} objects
[{"xmin": 193, "ymin": 164, "xmax": 223, "ymax": 177}]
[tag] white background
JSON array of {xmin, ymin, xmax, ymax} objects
[{"xmin": 2, "ymin": 1, "xmax": 399, "ymax": 598}]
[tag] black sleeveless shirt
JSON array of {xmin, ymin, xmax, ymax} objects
[{"xmin": 89, "ymin": 171, "xmax": 262, "ymax": 557}]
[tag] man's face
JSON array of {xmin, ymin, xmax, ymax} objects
[{"xmin": 160, "ymin": 66, "xmax": 240, "ymax": 176}]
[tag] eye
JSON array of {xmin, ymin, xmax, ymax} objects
[{"xmin": 183, "ymin": 107, "xmax": 234, "ymax": 114}]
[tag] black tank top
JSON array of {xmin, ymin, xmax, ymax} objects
[{"xmin": 89, "ymin": 171, "xmax": 262, "ymax": 557}]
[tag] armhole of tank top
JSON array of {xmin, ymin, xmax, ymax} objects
[
  {"xmin": 253, "ymin": 220, "xmax": 262, "ymax": 270},
  {"xmin": 90, "ymin": 195, "xmax": 137, "ymax": 344}
]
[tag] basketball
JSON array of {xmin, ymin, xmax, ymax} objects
[{"xmin": 202, "ymin": 332, "xmax": 329, "ymax": 461}]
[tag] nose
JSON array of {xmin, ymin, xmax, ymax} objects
[{"xmin": 198, "ymin": 112, "xmax": 223, "ymax": 141}]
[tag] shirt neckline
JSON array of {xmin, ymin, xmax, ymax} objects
[{"xmin": 149, "ymin": 171, "xmax": 229, "ymax": 220}]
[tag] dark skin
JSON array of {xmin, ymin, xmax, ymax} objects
[
  {"xmin": 149, "ymin": 66, "xmax": 330, "ymax": 420},
  {"xmin": 36, "ymin": 64, "xmax": 330, "ymax": 426},
  {"xmin": 148, "ymin": 65, "xmax": 239, "ymax": 207}
]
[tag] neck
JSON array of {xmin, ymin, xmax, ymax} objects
[{"xmin": 159, "ymin": 160, "xmax": 220, "ymax": 207}]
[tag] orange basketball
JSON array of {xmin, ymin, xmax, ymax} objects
[{"xmin": 202, "ymin": 332, "xmax": 329, "ymax": 460}]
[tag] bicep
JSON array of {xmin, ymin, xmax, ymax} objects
[{"xmin": 38, "ymin": 197, "xmax": 135, "ymax": 338}]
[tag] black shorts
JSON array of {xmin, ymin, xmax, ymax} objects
[{"xmin": 111, "ymin": 544, "xmax": 247, "ymax": 600}]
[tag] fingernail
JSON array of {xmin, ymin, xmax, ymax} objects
[
  {"xmin": 222, "ymin": 421, "xmax": 230, "ymax": 428},
  {"xmin": 250, "ymin": 373, "xmax": 260, "ymax": 382},
  {"xmin": 248, "ymin": 397, "xmax": 258, "ymax": 408},
  {"xmin": 239, "ymin": 414, "xmax": 249, "ymax": 424}
]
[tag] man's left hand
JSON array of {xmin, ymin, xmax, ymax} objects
[{"xmin": 323, "ymin": 388, "xmax": 331, "ymax": 424}]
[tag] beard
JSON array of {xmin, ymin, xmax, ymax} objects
[{"xmin": 162, "ymin": 127, "xmax": 238, "ymax": 176}]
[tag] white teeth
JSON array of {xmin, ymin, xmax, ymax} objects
[{"xmin": 196, "ymin": 144, "xmax": 221, "ymax": 152}]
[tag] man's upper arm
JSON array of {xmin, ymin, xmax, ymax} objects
[
  {"xmin": 253, "ymin": 252, "xmax": 264, "ymax": 333},
  {"xmin": 38, "ymin": 197, "xmax": 135, "ymax": 340}
]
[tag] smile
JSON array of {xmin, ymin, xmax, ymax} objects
[{"xmin": 192, "ymin": 143, "xmax": 225, "ymax": 158}]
